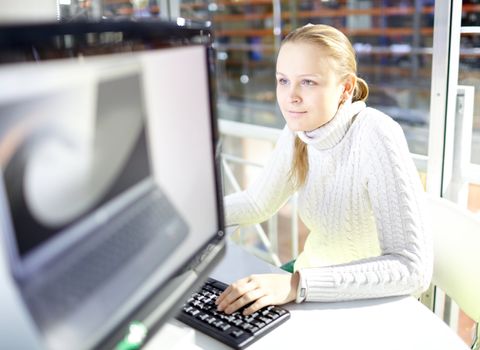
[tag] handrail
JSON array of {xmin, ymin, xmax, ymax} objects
[{"xmin": 219, "ymin": 119, "xmax": 282, "ymax": 142}]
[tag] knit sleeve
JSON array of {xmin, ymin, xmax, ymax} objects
[
  {"xmin": 300, "ymin": 115, "xmax": 433, "ymax": 302},
  {"xmin": 224, "ymin": 126, "xmax": 297, "ymax": 226}
]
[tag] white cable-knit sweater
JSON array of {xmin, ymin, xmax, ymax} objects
[{"xmin": 224, "ymin": 101, "xmax": 433, "ymax": 302}]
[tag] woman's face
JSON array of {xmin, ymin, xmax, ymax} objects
[{"xmin": 276, "ymin": 42, "xmax": 347, "ymax": 132}]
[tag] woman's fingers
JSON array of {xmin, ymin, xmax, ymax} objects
[
  {"xmin": 214, "ymin": 274, "xmax": 297, "ymax": 315},
  {"xmin": 243, "ymin": 295, "xmax": 272, "ymax": 316},
  {"xmin": 215, "ymin": 276, "xmax": 254, "ymax": 307},
  {"xmin": 222, "ymin": 287, "xmax": 266, "ymax": 314}
]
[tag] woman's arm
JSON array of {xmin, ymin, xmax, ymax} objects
[
  {"xmin": 298, "ymin": 114, "xmax": 433, "ymax": 301},
  {"xmin": 224, "ymin": 126, "xmax": 297, "ymax": 226},
  {"xmin": 216, "ymin": 127, "xmax": 298, "ymax": 315}
]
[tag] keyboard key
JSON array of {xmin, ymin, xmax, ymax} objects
[
  {"xmin": 220, "ymin": 324, "xmax": 231, "ymax": 332},
  {"xmin": 231, "ymin": 330, "xmax": 244, "ymax": 338}
]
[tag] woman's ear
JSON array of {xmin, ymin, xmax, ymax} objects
[{"xmin": 342, "ymin": 74, "xmax": 357, "ymax": 99}]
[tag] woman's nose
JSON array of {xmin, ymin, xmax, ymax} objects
[{"xmin": 288, "ymin": 86, "xmax": 301, "ymax": 103}]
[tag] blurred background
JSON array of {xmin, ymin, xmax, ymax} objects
[{"xmin": 1, "ymin": 0, "xmax": 479, "ymax": 346}]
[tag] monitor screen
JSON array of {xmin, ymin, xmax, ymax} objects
[
  {"xmin": 0, "ymin": 21, "xmax": 224, "ymax": 350},
  {"xmin": 1, "ymin": 70, "xmax": 151, "ymax": 259}
]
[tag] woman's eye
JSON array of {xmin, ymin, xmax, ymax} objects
[
  {"xmin": 301, "ymin": 79, "xmax": 315, "ymax": 86},
  {"xmin": 277, "ymin": 78, "xmax": 288, "ymax": 85}
]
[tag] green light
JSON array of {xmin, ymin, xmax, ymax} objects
[{"xmin": 115, "ymin": 321, "xmax": 148, "ymax": 350}]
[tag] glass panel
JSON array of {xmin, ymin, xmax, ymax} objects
[
  {"xmin": 453, "ymin": 0, "xmax": 480, "ymax": 346},
  {"xmin": 178, "ymin": 0, "xmax": 437, "ymax": 180},
  {"xmin": 58, "ymin": 2, "xmax": 441, "ymax": 164},
  {"xmin": 460, "ymin": 2, "xmax": 480, "ymax": 166},
  {"xmin": 207, "ymin": 0, "xmax": 280, "ymax": 128}
]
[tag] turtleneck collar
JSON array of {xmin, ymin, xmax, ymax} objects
[{"xmin": 296, "ymin": 99, "xmax": 366, "ymax": 150}]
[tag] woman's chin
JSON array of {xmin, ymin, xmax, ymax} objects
[{"xmin": 285, "ymin": 120, "xmax": 306, "ymax": 132}]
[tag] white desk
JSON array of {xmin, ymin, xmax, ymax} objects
[{"xmin": 146, "ymin": 238, "xmax": 470, "ymax": 350}]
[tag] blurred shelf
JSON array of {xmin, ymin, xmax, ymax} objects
[
  {"xmin": 220, "ymin": 61, "xmax": 432, "ymax": 76},
  {"xmin": 341, "ymin": 27, "xmax": 434, "ymax": 36},
  {"xmin": 294, "ymin": 5, "xmax": 434, "ymax": 18},
  {"xmin": 215, "ymin": 28, "xmax": 280, "ymax": 37},
  {"xmin": 369, "ymin": 82, "xmax": 431, "ymax": 91},
  {"xmin": 180, "ymin": 0, "xmax": 480, "ymax": 125},
  {"xmin": 221, "ymin": 60, "xmax": 275, "ymax": 68},
  {"xmin": 360, "ymin": 65, "xmax": 432, "ymax": 78},
  {"xmin": 213, "ymin": 12, "xmax": 274, "ymax": 21},
  {"xmin": 215, "ymin": 27, "xmax": 434, "ymax": 37},
  {"xmin": 181, "ymin": 0, "xmax": 280, "ymax": 10},
  {"xmin": 213, "ymin": 6, "xmax": 434, "ymax": 22},
  {"xmin": 216, "ymin": 43, "xmax": 276, "ymax": 52},
  {"xmin": 183, "ymin": 3, "xmax": 480, "ymax": 13}
]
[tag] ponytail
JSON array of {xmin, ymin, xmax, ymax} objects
[
  {"xmin": 353, "ymin": 77, "xmax": 369, "ymax": 102},
  {"xmin": 289, "ymin": 137, "xmax": 309, "ymax": 188}
]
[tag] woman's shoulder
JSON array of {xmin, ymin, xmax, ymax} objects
[
  {"xmin": 353, "ymin": 106, "xmax": 411, "ymax": 159},
  {"xmin": 356, "ymin": 106, "xmax": 404, "ymax": 138},
  {"xmin": 359, "ymin": 106, "xmax": 398, "ymax": 126}
]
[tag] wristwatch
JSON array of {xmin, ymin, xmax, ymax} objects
[{"xmin": 295, "ymin": 270, "xmax": 307, "ymax": 303}]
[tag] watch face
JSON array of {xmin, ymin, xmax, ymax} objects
[
  {"xmin": 296, "ymin": 273, "xmax": 307, "ymax": 303},
  {"xmin": 295, "ymin": 290, "xmax": 305, "ymax": 303}
]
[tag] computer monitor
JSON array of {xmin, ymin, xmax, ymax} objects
[{"xmin": 0, "ymin": 20, "xmax": 225, "ymax": 349}]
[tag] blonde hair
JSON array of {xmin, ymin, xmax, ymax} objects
[{"xmin": 284, "ymin": 24, "xmax": 369, "ymax": 187}]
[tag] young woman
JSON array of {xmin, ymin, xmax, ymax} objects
[{"xmin": 215, "ymin": 24, "xmax": 433, "ymax": 316}]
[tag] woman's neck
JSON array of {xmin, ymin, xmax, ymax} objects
[{"xmin": 297, "ymin": 100, "xmax": 366, "ymax": 150}]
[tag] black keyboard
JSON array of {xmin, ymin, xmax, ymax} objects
[{"xmin": 177, "ymin": 277, "xmax": 290, "ymax": 349}]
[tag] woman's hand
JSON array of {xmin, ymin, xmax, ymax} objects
[{"xmin": 215, "ymin": 273, "xmax": 299, "ymax": 316}]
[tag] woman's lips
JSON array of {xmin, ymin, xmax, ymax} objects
[{"xmin": 288, "ymin": 111, "xmax": 307, "ymax": 118}]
